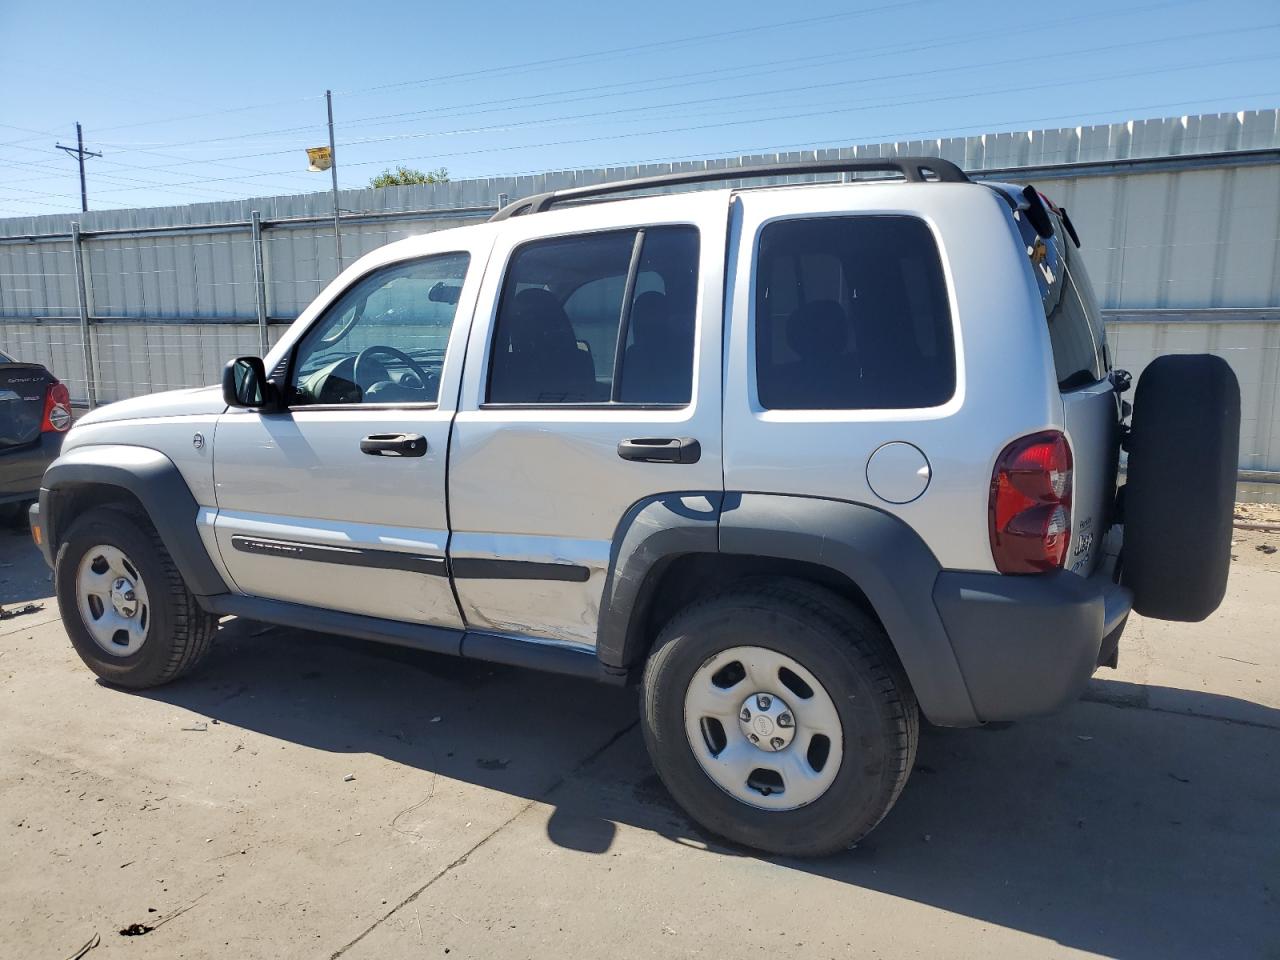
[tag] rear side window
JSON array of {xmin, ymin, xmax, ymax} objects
[
  {"xmin": 1017, "ymin": 213, "xmax": 1108, "ymax": 389},
  {"xmin": 754, "ymin": 216, "xmax": 955, "ymax": 410},
  {"xmin": 487, "ymin": 226, "xmax": 699, "ymax": 405}
]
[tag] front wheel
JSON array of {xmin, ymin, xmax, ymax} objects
[
  {"xmin": 55, "ymin": 506, "xmax": 217, "ymax": 688},
  {"xmin": 640, "ymin": 580, "xmax": 918, "ymax": 857}
]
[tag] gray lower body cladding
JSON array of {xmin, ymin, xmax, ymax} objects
[
  {"xmin": 35, "ymin": 464, "xmax": 1132, "ymax": 722},
  {"xmin": 34, "ymin": 445, "xmax": 228, "ymax": 597},
  {"xmin": 715, "ymin": 494, "xmax": 1131, "ymax": 727},
  {"xmin": 934, "ymin": 567, "xmax": 1132, "ymax": 722},
  {"xmin": 717, "ymin": 494, "xmax": 982, "ymax": 726}
]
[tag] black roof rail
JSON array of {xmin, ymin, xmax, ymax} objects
[{"xmin": 489, "ymin": 156, "xmax": 970, "ymax": 221}]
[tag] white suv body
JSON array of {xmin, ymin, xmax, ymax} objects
[{"xmin": 32, "ymin": 159, "xmax": 1238, "ymax": 855}]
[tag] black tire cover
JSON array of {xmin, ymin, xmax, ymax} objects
[{"xmin": 1122, "ymin": 354, "xmax": 1240, "ymax": 621}]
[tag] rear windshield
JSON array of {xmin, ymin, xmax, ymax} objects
[
  {"xmin": 1016, "ymin": 211, "xmax": 1109, "ymax": 389},
  {"xmin": 754, "ymin": 216, "xmax": 955, "ymax": 410}
]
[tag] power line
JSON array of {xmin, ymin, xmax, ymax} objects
[
  {"xmin": 49, "ymin": 40, "xmax": 1280, "ymax": 183},
  {"xmin": 480, "ymin": 94, "xmax": 1280, "ymax": 180},
  {"xmin": 0, "ymin": 150, "xmax": 312, "ymax": 201},
  {"xmin": 27, "ymin": 0, "xmax": 935, "ymax": 152},
  {"xmin": 83, "ymin": 0, "xmax": 1194, "ymax": 160},
  {"xmin": 0, "ymin": 3, "xmax": 1263, "ymax": 214},
  {"xmin": 327, "ymin": 55, "xmax": 1280, "ymax": 172},
  {"xmin": 13, "ymin": 51, "xmax": 1271, "ymax": 201},
  {"xmin": 0, "ymin": 0, "xmax": 1199, "ymax": 219},
  {"xmin": 341, "ymin": 0, "xmax": 942, "ymax": 96},
  {"xmin": 0, "ymin": 135, "xmax": 315, "ymax": 197},
  {"xmin": 0, "ymin": 89, "xmax": 1273, "ymax": 217},
  {"xmin": 330, "ymin": 23, "xmax": 1280, "ymax": 153},
  {"xmin": 88, "ymin": 92, "xmax": 325, "ymax": 136}
]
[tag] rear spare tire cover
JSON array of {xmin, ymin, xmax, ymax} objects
[{"xmin": 1122, "ymin": 354, "xmax": 1240, "ymax": 621}]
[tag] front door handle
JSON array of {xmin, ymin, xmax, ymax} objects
[
  {"xmin": 617, "ymin": 437, "xmax": 701, "ymax": 464},
  {"xmin": 360, "ymin": 433, "xmax": 427, "ymax": 457}
]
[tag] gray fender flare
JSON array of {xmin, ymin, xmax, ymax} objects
[
  {"xmin": 719, "ymin": 494, "xmax": 978, "ymax": 726},
  {"xmin": 597, "ymin": 490, "xmax": 979, "ymax": 727},
  {"xmin": 40, "ymin": 444, "xmax": 229, "ymax": 598},
  {"xmin": 596, "ymin": 492, "xmax": 722, "ymax": 672}
]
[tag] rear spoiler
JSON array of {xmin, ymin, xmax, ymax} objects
[{"xmin": 984, "ymin": 182, "xmax": 1082, "ymax": 247}]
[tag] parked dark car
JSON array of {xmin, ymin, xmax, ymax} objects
[{"xmin": 0, "ymin": 350, "xmax": 71, "ymax": 520}]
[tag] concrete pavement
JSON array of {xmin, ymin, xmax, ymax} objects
[{"xmin": 1, "ymin": 524, "xmax": 1276, "ymax": 960}]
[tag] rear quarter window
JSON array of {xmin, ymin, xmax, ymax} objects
[
  {"xmin": 1016, "ymin": 211, "xmax": 1109, "ymax": 389},
  {"xmin": 754, "ymin": 215, "xmax": 955, "ymax": 410}
]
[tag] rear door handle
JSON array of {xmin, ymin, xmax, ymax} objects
[
  {"xmin": 360, "ymin": 433, "xmax": 427, "ymax": 457},
  {"xmin": 617, "ymin": 437, "xmax": 701, "ymax": 464}
]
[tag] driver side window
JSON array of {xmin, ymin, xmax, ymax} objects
[{"xmin": 288, "ymin": 252, "xmax": 470, "ymax": 406}]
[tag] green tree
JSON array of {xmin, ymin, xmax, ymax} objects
[{"xmin": 369, "ymin": 165, "xmax": 450, "ymax": 188}]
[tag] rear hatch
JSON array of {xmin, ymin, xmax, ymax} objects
[
  {"xmin": 0, "ymin": 362, "xmax": 57, "ymax": 449},
  {"xmin": 1007, "ymin": 188, "xmax": 1120, "ymax": 576}
]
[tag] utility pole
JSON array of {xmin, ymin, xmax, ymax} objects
[
  {"xmin": 56, "ymin": 122, "xmax": 102, "ymax": 213},
  {"xmin": 326, "ymin": 90, "xmax": 343, "ymax": 272}
]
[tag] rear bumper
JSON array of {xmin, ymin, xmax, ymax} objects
[
  {"xmin": 0, "ymin": 431, "xmax": 63, "ymax": 503},
  {"xmin": 933, "ymin": 565, "xmax": 1132, "ymax": 723}
]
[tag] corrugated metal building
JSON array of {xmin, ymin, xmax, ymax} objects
[{"xmin": 0, "ymin": 109, "xmax": 1277, "ymax": 469}]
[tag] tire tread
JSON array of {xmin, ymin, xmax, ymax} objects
[
  {"xmin": 58, "ymin": 505, "xmax": 216, "ymax": 687},
  {"xmin": 641, "ymin": 578, "xmax": 918, "ymax": 855}
]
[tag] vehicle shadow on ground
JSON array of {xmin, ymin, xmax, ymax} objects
[
  {"xmin": 127, "ymin": 618, "xmax": 1278, "ymax": 960},
  {"xmin": 0, "ymin": 524, "xmax": 56, "ymax": 608}
]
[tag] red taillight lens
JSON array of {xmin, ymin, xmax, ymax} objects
[
  {"xmin": 989, "ymin": 430, "xmax": 1072, "ymax": 573},
  {"xmin": 41, "ymin": 381, "xmax": 72, "ymax": 433}
]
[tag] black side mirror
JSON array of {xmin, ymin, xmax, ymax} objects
[{"xmin": 222, "ymin": 356, "xmax": 279, "ymax": 410}]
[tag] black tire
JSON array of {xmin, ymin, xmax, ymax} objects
[
  {"xmin": 54, "ymin": 505, "xmax": 217, "ymax": 688},
  {"xmin": 1123, "ymin": 354, "xmax": 1240, "ymax": 621},
  {"xmin": 640, "ymin": 580, "xmax": 918, "ymax": 857}
]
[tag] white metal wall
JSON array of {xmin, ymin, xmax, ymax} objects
[
  {"xmin": 1046, "ymin": 165, "xmax": 1280, "ymax": 310},
  {"xmin": 90, "ymin": 323, "xmax": 287, "ymax": 404},
  {"xmin": 1108, "ymin": 319, "xmax": 1280, "ymax": 474}
]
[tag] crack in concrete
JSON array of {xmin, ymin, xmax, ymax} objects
[
  {"xmin": 329, "ymin": 718, "xmax": 640, "ymax": 959},
  {"xmin": 1082, "ymin": 691, "xmax": 1279, "ymax": 731}
]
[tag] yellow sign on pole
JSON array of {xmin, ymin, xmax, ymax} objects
[{"xmin": 306, "ymin": 146, "xmax": 333, "ymax": 172}]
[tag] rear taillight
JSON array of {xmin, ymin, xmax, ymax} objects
[
  {"xmin": 42, "ymin": 381, "xmax": 72, "ymax": 433},
  {"xmin": 989, "ymin": 430, "xmax": 1072, "ymax": 574}
]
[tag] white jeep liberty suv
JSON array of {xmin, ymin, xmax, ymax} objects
[{"xmin": 31, "ymin": 158, "xmax": 1240, "ymax": 856}]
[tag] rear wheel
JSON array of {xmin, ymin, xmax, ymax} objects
[
  {"xmin": 55, "ymin": 506, "xmax": 216, "ymax": 688},
  {"xmin": 641, "ymin": 580, "xmax": 917, "ymax": 857},
  {"xmin": 1123, "ymin": 354, "xmax": 1240, "ymax": 621}
]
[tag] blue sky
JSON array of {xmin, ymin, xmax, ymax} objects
[{"xmin": 1, "ymin": 0, "xmax": 1277, "ymax": 217}]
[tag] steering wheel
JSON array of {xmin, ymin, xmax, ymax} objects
[{"xmin": 352, "ymin": 345, "xmax": 433, "ymax": 395}]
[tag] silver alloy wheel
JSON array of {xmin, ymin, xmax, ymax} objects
[
  {"xmin": 76, "ymin": 544, "xmax": 150, "ymax": 656},
  {"xmin": 683, "ymin": 645, "xmax": 843, "ymax": 811}
]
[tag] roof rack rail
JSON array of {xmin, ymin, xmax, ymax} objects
[{"xmin": 489, "ymin": 156, "xmax": 970, "ymax": 221}]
